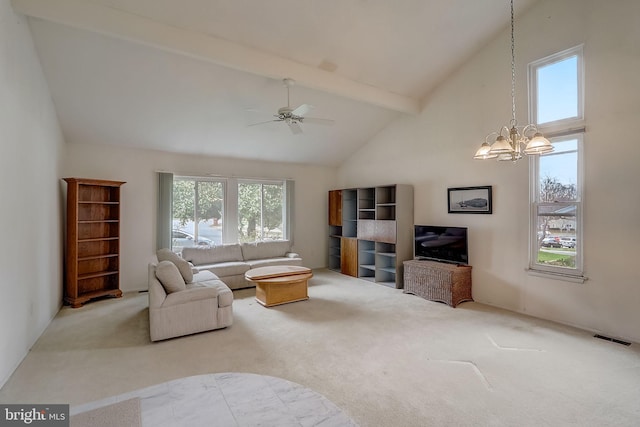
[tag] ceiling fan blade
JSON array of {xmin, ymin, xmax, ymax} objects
[
  {"xmin": 301, "ymin": 117, "xmax": 335, "ymax": 125},
  {"xmin": 248, "ymin": 118, "xmax": 282, "ymax": 127},
  {"xmin": 287, "ymin": 121, "xmax": 303, "ymax": 134},
  {"xmin": 291, "ymin": 104, "xmax": 313, "ymax": 117}
]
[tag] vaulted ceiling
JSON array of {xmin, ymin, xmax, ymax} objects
[{"xmin": 13, "ymin": 0, "xmax": 538, "ymax": 166}]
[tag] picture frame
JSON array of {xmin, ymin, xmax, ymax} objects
[{"xmin": 448, "ymin": 186, "xmax": 492, "ymax": 214}]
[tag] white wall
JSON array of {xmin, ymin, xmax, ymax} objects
[
  {"xmin": 64, "ymin": 143, "xmax": 335, "ymax": 291},
  {"xmin": 337, "ymin": 0, "xmax": 640, "ymax": 343},
  {"xmin": 0, "ymin": 2, "xmax": 65, "ymax": 387}
]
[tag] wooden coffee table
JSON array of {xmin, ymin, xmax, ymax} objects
[{"xmin": 245, "ymin": 265, "xmax": 313, "ymax": 307}]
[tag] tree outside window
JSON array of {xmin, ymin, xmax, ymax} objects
[
  {"xmin": 172, "ymin": 178, "xmax": 224, "ymax": 251},
  {"xmin": 238, "ymin": 182, "xmax": 283, "ymax": 242}
]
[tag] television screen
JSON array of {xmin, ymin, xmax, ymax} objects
[{"xmin": 414, "ymin": 225, "xmax": 468, "ymax": 265}]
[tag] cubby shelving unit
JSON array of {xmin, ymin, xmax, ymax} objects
[
  {"xmin": 64, "ymin": 178, "xmax": 125, "ymax": 308},
  {"xmin": 328, "ymin": 235, "xmax": 342, "ymax": 271},
  {"xmin": 358, "ymin": 240, "xmax": 376, "ymax": 281},
  {"xmin": 358, "ymin": 188, "xmax": 376, "ymax": 220},
  {"xmin": 342, "ymin": 189, "xmax": 358, "ymax": 238},
  {"xmin": 375, "ymin": 242, "xmax": 397, "ymax": 287},
  {"xmin": 328, "ymin": 184, "xmax": 413, "ymax": 288}
]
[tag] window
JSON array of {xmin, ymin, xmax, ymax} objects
[
  {"xmin": 531, "ymin": 135, "xmax": 582, "ymax": 274},
  {"xmin": 529, "ymin": 45, "xmax": 584, "ymax": 279},
  {"xmin": 167, "ymin": 176, "xmax": 291, "ymax": 252},
  {"xmin": 172, "ymin": 178, "xmax": 224, "ymax": 252},
  {"xmin": 529, "ymin": 45, "xmax": 583, "ymax": 130},
  {"xmin": 238, "ymin": 181, "xmax": 285, "ymax": 243}
]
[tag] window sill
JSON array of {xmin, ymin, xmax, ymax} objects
[{"xmin": 526, "ymin": 268, "xmax": 587, "ymax": 283}]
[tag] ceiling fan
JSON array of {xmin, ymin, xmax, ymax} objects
[{"xmin": 249, "ymin": 78, "xmax": 334, "ymax": 134}]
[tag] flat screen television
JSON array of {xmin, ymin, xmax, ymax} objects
[{"xmin": 414, "ymin": 225, "xmax": 468, "ymax": 265}]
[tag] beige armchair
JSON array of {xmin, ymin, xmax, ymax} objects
[{"xmin": 148, "ymin": 263, "xmax": 233, "ymax": 341}]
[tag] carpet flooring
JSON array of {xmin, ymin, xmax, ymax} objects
[
  {"xmin": 71, "ymin": 397, "xmax": 141, "ymax": 427},
  {"xmin": 1, "ymin": 269, "xmax": 639, "ymax": 426}
]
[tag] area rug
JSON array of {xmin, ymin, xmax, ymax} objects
[
  {"xmin": 70, "ymin": 373, "xmax": 357, "ymax": 426},
  {"xmin": 71, "ymin": 397, "xmax": 141, "ymax": 427}
]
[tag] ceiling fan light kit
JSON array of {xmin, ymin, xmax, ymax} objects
[
  {"xmin": 473, "ymin": 0, "xmax": 553, "ymax": 162},
  {"xmin": 249, "ymin": 78, "xmax": 335, "ymax": 134}
]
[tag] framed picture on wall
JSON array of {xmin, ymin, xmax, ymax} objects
[{"xmin": 448, "ymin": 186, "xmax": 492, "ymax": 214}]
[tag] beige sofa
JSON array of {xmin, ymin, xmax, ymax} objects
[
  {"xmin": 181, "ymin": 240, "xmax": 302, "ymax": 290},
  {"xmin": 148, "ymin": 262, "xmax": 233, "ymax": 341}
]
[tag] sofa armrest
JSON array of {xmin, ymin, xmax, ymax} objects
[
  {"xmin": 187, "ymin": 261, "xmax": 201, "ymax": 275},
  {"xmin": 162, "ymin": 284, "xmax": 221, "ymax": 308},
  {"xmin": 148, "ymin": 263, "xmax": 168, "ymax": 309}
]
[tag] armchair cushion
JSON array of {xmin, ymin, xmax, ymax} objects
[
  {"xmin": 157, "ymin": 248, "xmax": 194, "ymax": 283},
  {"xmin": 155, "ymin": 260, "xmax": 186, "ymax": 294}
]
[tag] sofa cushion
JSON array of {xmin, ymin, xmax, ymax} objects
[
  {"xmin": 241, "ymin": 240, "xmax": 291, "ymax": 260},
  {"xmin": 197, "ymin": 261, "xmax": 250, "ymax": 278},
  {"xmin": 155, "ymin": 261, "xmax": 186, "ymax": 294},
  {"xmin": 156, "ymin": 248, "xmax": 194, "ymax": 283},
  {"xmin": 192, "ymin": 270, "xmax": 219, "ymax": 282},
  {"xmin": 246, "ymin": 257, "xmax": 303, "ymax": 269},
  {"xmin": 182, "ymin": 244, "xmax": 243, "ymax": 265}
]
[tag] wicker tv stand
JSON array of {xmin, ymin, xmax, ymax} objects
[{"xmin": 403, "ymin": 259, "xmax": 472, "ymax": 307}]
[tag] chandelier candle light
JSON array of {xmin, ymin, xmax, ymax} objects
[{"xmin": 474, "ymin": 0, "xmax": 553, "ymax": 162}]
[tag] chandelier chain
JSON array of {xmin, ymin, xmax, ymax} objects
[{"xmin": 510, "ymin": 0, "xmax": 516, "ymax": 125}]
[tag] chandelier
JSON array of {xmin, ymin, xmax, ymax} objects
[{"xmin": 474, "ymin": 0, "xmax": 553, "ymax": 161}]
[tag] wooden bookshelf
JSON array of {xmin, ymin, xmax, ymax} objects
[{"xmin": 64, "ymin": 178, "xmax": 125, "ymax": 308}]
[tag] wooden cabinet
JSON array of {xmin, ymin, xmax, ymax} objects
[
  {"xmin": 340, "ymin": 237, "xmax": 358, "ymax": 277},
  {"xmin": 328, "ymin": 184, "xmax": 413, "ymax": 288},
  {"xmin": 64, "ymin": 178, "xmax": 125, "ymax": 308},
  {"xmin": 328, "ymin": 190, "xmax": 342, "ymax": 226}
]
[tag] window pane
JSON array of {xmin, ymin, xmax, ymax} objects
[
  {"xmin": 172, "ymin": 179, "xmax": 195, "ymax": 252},
  {"xmin": 194, "ymin": 181, "xmax": 223, "ymax": 246},
  {"xmin": 539, "ymin": 139, "xmax": 578, "ymax": 202},
  {"xmin": 238, "ymin": 182, "xmax": 284, "ymax": 243},
  {"xmin": 549, "ymin": 139, "xmax": 577, "ymax": 154},
  {"xmin": 537, "ymin": 56, "xmax": 578, "ymax": 124},
  {"xmin": 172, "ymin": 179, "xmax": 223, "ymax": 251},
  {"xmin": 238, "ymin": 183, "xmax": 261, "ymax": 242},
  {"xmin": 535, "ymin": 205, "xmax": 577, "ymax": 269},
  {"xmin": 262, "ymin": 184, "xmax": 283, "ymax": 240}
]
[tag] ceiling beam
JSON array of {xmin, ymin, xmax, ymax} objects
[{"xmin": 12, "ymin": 0, "xmax": 420, "ymax": 114}]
